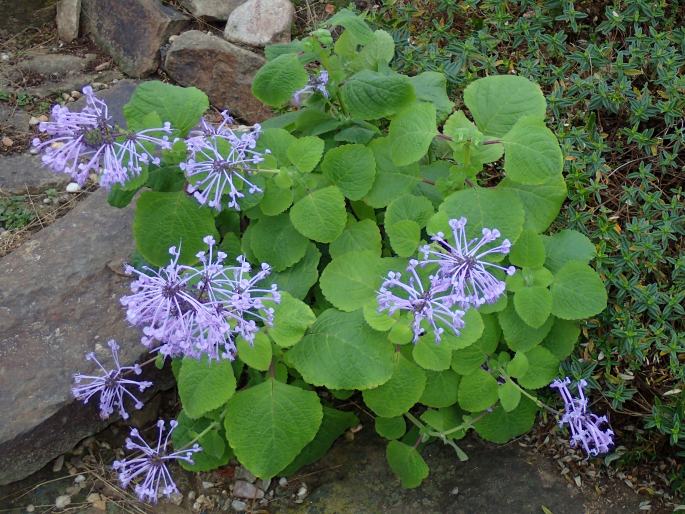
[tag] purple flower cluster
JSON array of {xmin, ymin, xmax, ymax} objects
[
  {"xmin": 121, "ymin": 235, "xmax": 279, "ymax": 361},
  {"xmin": 72, "ymin": 340, "xmax": 152, "ymax": 420},
  {"xmin": 379, "ymin": 218, "xmax": 514, "ymax": 343},
  {"xmin": 32, "ymin": 86, "xmax": 172, "ymax": 187},
  {"xmin": 113, "ymin": 420, "xmax": 201, "ymax": 503},
  {"xmin": 551, "ymin": 377, "xmax": 614, "ymax": 457},
  {"xmin": 420, "ymin": 217, "xmax": 515, "ymax": 308},
  {"xmin": 182, "ymin": 111, "xmax": 267, "ymax": 210},
  {"xmin": 293, "ymin": 69, "xmax": 330, "ymax": 107}
]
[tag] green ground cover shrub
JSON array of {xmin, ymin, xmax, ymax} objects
[{"xmin": 367, "ymin": 0, "xmax": 685, "ymax": 490}]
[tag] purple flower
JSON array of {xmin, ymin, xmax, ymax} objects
[
  {"xmin": 293, "ymin": 70, "xmax": 330, "ymax": 107},
  {"xmin": 113, "ymin": 420, "xmax": 201, "ymax": 503},
  {"xmin": 181, "ymin": 121, "xmax": 266, "ymax": 210},
  {"xmin": 32, "ymin": 86, "xmax": 172, "ymax": 188},
  {"xmin": 72, "ymin": 340, "xmax": 152, "ymax": 420},
  {"xmin": 551, "ymin": 377, "xmax": 614, "ymax": 457},
  {"xmin": 420, "ymin": 217, "xmax": 515, "ymax": 308},
  {"xmin": 121, "ymin": 237, "xmax": 279, "ymax": 361},
  {"xmin": 378, "ymin": 259, "xmax": 464, "ymax": 343}
]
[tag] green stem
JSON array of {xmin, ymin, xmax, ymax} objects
[{"xmin": 177, "ymin": 420, "xmax": 220, "ymax": 451}]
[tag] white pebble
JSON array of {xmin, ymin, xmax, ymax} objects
[
  {"xmin": 188, "ymin": 491, "xmax": 196, "ymax": 500},
  {"xmin": 52, "ymin": 455, "xmax": 64, "ymax": 472},
  {"xmin": 70, "ymin": 90, "xmax": 81, "ymax": 99},
  {"xmin": 1, "ymin": 53, "xmax": 10, "ymax": 61},
  {"xmin": 26, "ymin": 506, "xmax": 35, "ymax": 513},
  {"xmin": 169, "ymin": 34, "xmax": 178, "ymax": 43},
  {"xmin": 202, "ymin": 480, "xmax": 215, "ymax": 489},
  {"xmin": 278, "ymin": 477, "xmax": 288, "ymax": 487},
  {"xmin": 65, "ymin": 182, "xmax": 81, "ymax": 193},
  {"xmin": 231, "ymin": 500, "xmax": 247, "ymax": 512},
  {"xmin": 74, "ymin": 474, "xmax": 85, "ymax": 483},
  {"xmin": 55, "ymin": 495, "xmax": 71, "ymax": 509},
  {"xmin": 29, "ymin": 116, "xmax": 41, "ymax": 126},
  {"xmin": 296, "ymin": 485, "xmax": 307, "ymax": 498}
]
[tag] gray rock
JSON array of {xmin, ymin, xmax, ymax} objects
[
  {"xmin": 0, "ymin": 188, "xmax": 169, "ymax": 485},
  {"xmin": 71, "ymin": 79, "xmax": 139, "ymax": 128},
  {"xmin": 0, "ymin": 0, "xmax": 57, "ymax": 35},
  {"xmin": 81, "ymin": 0, "xmax": 190, "ymax": 77},
  {"xmin": 0, "ymin": 105, "xmax": 30, "ymax": 133},
  {"xmin": 19, "ymin": 53, "xmax": 93, "ymax": 77},
  {"xmin": 224, "ymin": 0, "xmax": 294, "ymax": 48},
  {"xmin": 179, "ymin": 0, "xmax": 245, "ymax": 20},
  {"xmin": 56, "ymin": 0, "xmax": 81, "ymax": 42},
  {"xmin": 163, "ymin": 31, "xmax": 272, "ymax": 124},
  {"xmin": 0, "ymin": 154, "xmax": 70, "ymax": 194},
  {"xmin": 232, "ymin": 480, "xmax": 264, "ymax": 499}
]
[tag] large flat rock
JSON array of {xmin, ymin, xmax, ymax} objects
[
  {"xmin": 0, "ymin": 153, "xmax": 71, "ymax": 194},
  {"xmin": 81, "ymin": 0, "xmax": 190, "ymax": 77},
  {"xmin": 164, "ymin": 30, "xmax": 272, "ymax": 124},
  {"xmin": 0, "ymin": 189, "xmax": 152, "ymax": 485}
]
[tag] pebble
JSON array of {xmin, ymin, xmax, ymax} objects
[
  {"xmin": 169, "ymin": 34, "xmax": 178, "ymax": 43},
  {"xmin": 62, "ymin": 93, "xmax": 71, "ymax": 101},
  {"xmin": 450, "ymin": 486, "xmax": 460, "ymax": 495},
  {"xmin": 2, "ymin": 136, "xmax": 14, "ymax": 147},
  {"xmin": 29, "ymin": 147, "xmax": 39, "ymax": 154},
  {"xmin": 257, "ymin": 478, "xmax": 271, "ymax": 491},
  {"xmin": 233, "ymin": 480, "xmax": 264, "ymax": 499},
  {"xmin": 202, "ymin": 480, "xmax": 215, "ymax": 489},
  {"xmin": 66, "ymin": 182, "xmax": 81, "ymax": 193},
  {"xmin": 94, "ymin": 61, "xmax": 111, "ymax": 72},
  {"xmin": 25, "ymin": 506, "xmax": 34, "ymax": 513},
  {"xmin": 1, "ymin": 53, "xmax": 10, "ymax": 61},
  {"xmin": 296, "ymin": 484, "xmax": 308, "ymax": 498},
  {"xmin": 74, "ymin": 474, "xmax": 86, "ymax": 483},
  {"xmin": 55, "ymin": 495, "xmax": 71, "ymax": 509},
  {"xmin": 86, "ymin": 493, "xmax": 106, "ymax": 511},
  {"xmin": 231, "ymin": 499, "xmax": 247, "ymax": 512},
  {"xmin": 188, "ymin": 491, "xmax": 196, "ymax": 501},
  {"xmin": 278, "ymin": 477, "xmax": 288, "ymax": 487},
  {"xmin": 52, "ymin": 455, "xmax": 65, "ymax": 472},
  {"xmin": 235, "ymin": 466, "xmax": 257, "ymax": 483},
  {"xmin": 70, "ymin": 90, "xmax": 81, "ymax": 99},
  {"xmin": 29, "ymin": 116, "xmax": 41, "ymax": 126}
]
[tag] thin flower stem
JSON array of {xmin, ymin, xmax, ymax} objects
[
  {"xmin": 499, "ymin": 372, "xmax": 559, "ymax": 415},
  {"xmin": 177, "ymin": 420, "xmax": 220, "ymax": 451}
]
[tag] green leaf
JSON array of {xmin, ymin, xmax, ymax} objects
[
  {"xmin": 514, "ymin": 286, "xmax": 552, "ymax": 329},
  {"xmin": 133, "ymin": 191, "xmax": 218, "ymax": 266},
  {"xmin": 257, "ymin": 128, "xmax": 297, "ymax": 165},
  {"xmin": 387, "ymin": 220, "xmax": 421, "ymax": 257},
  {"xmin": 172, "ymin": 412, "xmax": 231, "ymax": 471},
  {"xmin": 542, "ymin": 230, "xmax": 596, "ymax": 273},
  {"xmin": 286, "ymin": 309, "xmax": 395, "ymax": 390},
  {"xmin": 236, "ymin": 332, "xmax": 272, "ymax": 371},
  {"xmin": 386, "ymin": 441, "xmax": 429, "ymax": 488},
  {"xmin": 463, "ymin": 75, "xmax": 546, "ymax": 137},
  {"xmin": 450, "ymin": 315, "xmax": 500, "ymax": 375},
  {"xmin": 542, "ymin": 319, "xmax": 580, "ymax": 359},
  {"xmin": 268, "ymin": 292, "xmax": 316, "ymax": 347},
  {"xmin": 325, "ymin": 8, "xmax": 374, "ymax": 44},
  {"xmin": 442, "ymin": 308, "xmax": 484, "ymax": 350},
  {"xmin": 518, "ymin": 347, "xmax": 560, "ymax": 389},
  {"xmin": 499, "ymin": 301, "xmax": 554, "ymax": 352},
  {"xmin": 498, "ymin": 380, "xmax": 522, "ymax": 412},
  {"xmin": 250, "ymin": 213, "xmax": 309, "ymax": 271},
  {"xmin": 387, "ymin": 102, "xmax": 437, "ymax": 166},
  {"xmin": 388, "ymin": 318, "xmax": 413, "ymax": 345},
  {"xmin": 321, "ymin": 144, "xmax": 376, "ymax": 200},
  {"xmin": 386, "ymin": 194, "xmax": 435, "ymax": 228},
  {"xmin": 225, "ymin": 380, "xmax": 322, "ymax": 479},
  {"xmin": 124, "ymin": 81, "xmax": 209, "ymax": 136},
  {"xmin": 265, "ymin": 243, "xmax": 320, "ymax": 300},
  {"xmin": 412, "ymin": 340, "xmax": 453, "ymax": 371},
  {"xmin": 506, "ymin": 352, "xmax": 529, "ymax": 378},
  {"xmin": 509, "ymin": 230, "xmax": 546, "ymax": 268},
  {"xmin": 259, "ymin": 180, "xmax": 293, "ymax": 216},
  {"xmin": 320, "ymin": 252, "xmax": 394, "ymax": 312},
  {"xmin": 252, "ymin": 53, "xmax": 308, "ymax": 107},
  {"xmin": 420, "ymin": 370, "xmax": 460, "ymax": 408},
  {"xmin": 329, "ymin": 219, "xmax": 382, "ymax": 259},
  {"xmin": 420, "ymin": 406, "xmax": 466, "ymax": 440},
  {"xmin": 502, "ymin": 117, "xmax": 563, "ymax": 184},
  {"xmin": 364, "ymin": 137, "xmax": 420, "ymax": 208},
  {"xmin": 409, "ymin": 71, "xmax": 454, "ymax": 120},
  {"xmin": 290, "ymin": 186, "xmax": 347, "ymax": 243},
  {"xmin": 281, "ymin": 407, "xmax": 358, "ymax": 476},
  {"xmin": 375, "ymin": 416, "xmax": 406, "ymax": 440},
  {"xmin": 428, "ymin": 187, "xmax": 525, "ymax": 243},
  {"xmin": 107, "ymin": 183, "xmax": 137, "ymax": 208},
  {"xmin": 443, "ymin": 110, "xmax": 503, "ymax": 165},
  {"xmin": 474, "ymin": 396, "xmax": 538, "ymax": 443},
  {"xmin": 340, "ymin": 70, "xmax": 415, "ymax": 120},
  {"xmin": 458, "ymin": 369, "xmax": 499, "ymax": 412},
  {"xmin": 352, "ymin": 29, "xmax": 395, "ymax": 70},
  {"xmin": 497, "ymin": 175, "xmax": 567, "ymax": 233},
  {"xmin": 178, "ymin": 357, "xmax": 236, "ymax": 419},
  {"xmin": 287, "ymin": 136, "xmax": 325, "ymax": 173},
  {"xmin": 363, "ymin": 299, "xmax": 398, "ymax": 332},
  {"xmin": 334, "ymin": 125, "xmax": 378, "ymax": 144},
  {"xmin": 551, "ymin": 262, "xmax": 607, "ymax": 319},
  {"xmin": 363, "ymin": 354, "xmax": 426, "ymax": 417}
]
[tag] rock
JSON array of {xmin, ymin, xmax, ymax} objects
[
  {"xmin": 56, "ymin": 0, "xmax": 81, "ymax": 42},
  {"xmin": 0, "ymin": 0, "xmax": 57, "ymax": 35},
  {"xmin": 180, "ymin": 0, "xmax": 245, "ymax": 20},
  {"xmin": 81, "ymin": 0, "xmax": 190, "ymax": 77},
  {"xmin": 52, "ymin": 455, "xmax": 64, "ymax": 472},
  {"xmin": 19, "ymin": 53, "xmax": 93, "ymax": 77},
  {"xmin": 55, "ymin": 495, "xmax": 71, "ymax": 509},
  {"xmin": 163, "ymin": 31, "xmax": 271, "ymax": 124},
  {"xmin": 233, "ymin": 480, "xmax": 265, "ymax": 499},
  {"xmin": 71, "ymin": 79, "xmax": 139, "ymax": 128},
  {"xmin": 224, "ymin": 0, "xmax": 294, "ymax": 48},
  {"xmin": 0, "ymin": 188, "xmax": 172, "ymax": 485},
  {"xmin": 0, "ymin": 105, "xmax": 30, "ymax": 133},
  {"xmin": 230, "ymin": 500, "xmax": 247, "ymax": 512},
  {"xmin": 235, "ymin": 466, "xmax": 257, "ymax": 483},
  {"xmin": 65, "ymin": 182, "xmax": 81, "ymax": 193},
  {"xmin": 0, "ymin": 154, "xmax": 71, "ymax": 194}
]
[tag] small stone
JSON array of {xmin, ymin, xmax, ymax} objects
[
  {"xmin": 26, "ymin": 506, "xmax": 35, "ymax": 513},
  {"xmin": 231, "ymin": 499, "xmax": 247, "ymax": 512},
  {"xmin": 56, "ymin": 0, "xmax": 81, "ymax": 43},
  {"xmin": 169, "ymin": 492, "xmax": 183, "ymax": 505},
  {"xmin": 296, "ymin": 484, "xmax": 307, "ymax": 498},
  {"xmin": 55, "ymin": 495, "xmax": 71, "ymax": 509},
  {"xmin": 74, "ymin": 474, "xmax": 86, "ymax": 483},
  {"xmin": 257, "ymin": 478, "xmax": 271, "ymax": 491},
  {"xmin": 94, "ymin": 61, "xmax": 111, "ymax": 72},
  {"xmin": 188, "ymin": 491, "xmax": 196, "ymax": 501},
  {"xmin": 66, "ymin": 182, "xmax": 81, "ymax": 193},
  {"xmin": 233, "ymin": 480, "xmax": 264, "ymax": 499},
  {"xmin": 1, "ymin": 53, "xmax": 10, "ymax": 61},
  {"xmin": 278, "ymin": 477, "xmax": 287, "ymax": 487},
  {"xmin": 169, "ymin": 34, "xmax": 178, "ymax": 43},
  {"xmin": 235, "ymin": 466, "xmax": 257, "ymax": 483},
  {"xmin": 52, "ymin": 455, "xmax": 65, "ymax": 472},
  {"xmin": 450, "ymin": 486, "xmax": 460, "ymax": 495},
  {"xmin": 202, "ymin": 480, "xmax": 215, "ymax": 489},
  {"xmin": 224, "ymin": 0, "xmax": 294, "ymax": 48},
  {"xmin": 71, "ymin": 90, "xmax": 81, "ymax": 99},
  {"xmin": 29, "ymin": 116, "xmax": 41, "ymax": 126},
  {"xmin": 39, "ymin": 115, "xmax": 49, "ymax": 122},
  {"xmin": 2, "ymin": 137, "xmax": 14, "ymax": 147}
]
